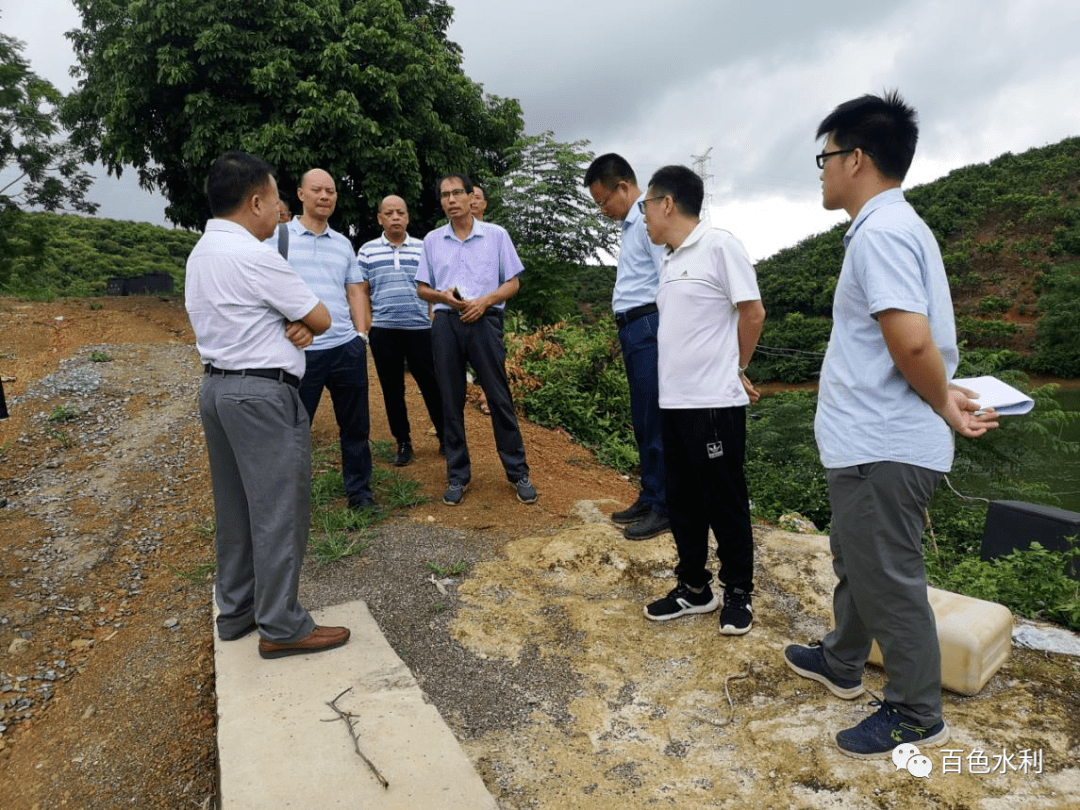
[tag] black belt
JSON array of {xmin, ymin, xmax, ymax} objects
[
  {"xmin": 204, "ymin": 364, "xmax": 300, "ymax": 389},
  {"xmin": 614, "ymin": 303, "xmax": 658, "ymax": 328}
]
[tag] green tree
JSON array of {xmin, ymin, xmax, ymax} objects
[
  {"xmin": 0, "ymin": 27, "xmax": 98, "ymax": 286},
  {"xmin": 487, "ymin": 131, "xmax": 618, "ymax": 325},
  {"xmin": 62, "ymin": 0, "xmax": 522, "ymax": 235}
]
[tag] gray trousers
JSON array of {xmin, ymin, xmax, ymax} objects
[
  {"xmin": 199, "ymin": 374, "xmax": 316, "ymax": 643},
  {"xmin": 822, "ymin": 461, "xmax": 943, "ymax": 725}
]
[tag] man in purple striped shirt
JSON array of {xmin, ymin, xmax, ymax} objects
[{"xmin": 415, "ymin": 174, "xmax": 537, "ymax": 507}]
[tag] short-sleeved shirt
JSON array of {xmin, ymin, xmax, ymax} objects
[
  {"xmin": 612, "ymin": 191, "xmax": 666, "ymax": 313},
  {"xmin": 356, "ymin": 233, "xmax": 430, "ymax": 329},
  {"xmin": 185, "ymin": 219, "xmax": 319, "ymax": 378},
  {"xmin": 656, "ymin": 222, "xmax": 761, "ymax": 409},
  {"xmin": 815, "ymin": 188, "xmax": 959, "ymax": 472},
  {"xmin": 281, "ymin": 217, "xmax": 363, "ymax": 351},
  {"xmin": 414, "ymin": 219, "xmax": 524, "ymax": 312}
]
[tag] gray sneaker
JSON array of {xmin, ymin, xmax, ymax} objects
[
  {"xmin": 443, "ymin": 482, "xmax": 468, "ymax": 506},
  {"xmin": 784, "ymin": 641, "xmax": 865, "ymax": 699},
  {"xmin": 513, "ymin": 475, "xmax": 537, "ymax": 504}
]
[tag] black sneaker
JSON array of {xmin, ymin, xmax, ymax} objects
[
  {"xmin": 611, "ymin": 499, "xmax": 651, "ymax": 525},
  {"xmin": 718, "ymin": 587, "xmax": 753, "ymax": 635},
  {"xmin": 513, "ymin": 475, "xmax": 538, "ymax": 504},
  {"xmin": 644, "ymin": 582, "xmax": 721, "ymax": 621},
  {"xmin": 623, "ymin": 510, "xmax": 670, "ymax": 540},
  {"xmin": 443, "ymin": 482, "xmax": 468, "ymax": 506},
  {"xmin": 784, "ymin": 641, "xmax": 865, "ymax": 699},
  {"xmin": 392, "ymin": 441, "xmax": 413, "ymax": 466},
  {"xmin": 836, "ymin": 699, "xmax": 950, "ymax": 759}
]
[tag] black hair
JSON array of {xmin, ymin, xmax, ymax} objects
[
  {"xmin": 206, "ymin": 151, "xmax": 275, "ymax": 217},
  {"xmin": 816, "ymin": 90, "xmax": 919, "ymax": 181},
  {"xmin": 647, "ymin": 164, "xmax": 704, "ymax": 218},
  {"xmin": 584, "ymin": 153, "xmax": 636, "ymax": 189},
  {"xmin": 472, "ymin": 182, "xmax": 486, "ymax": 200},
  {"xmin": 437, "ymin": 173, "xmax": 473, "ymax": 196}
]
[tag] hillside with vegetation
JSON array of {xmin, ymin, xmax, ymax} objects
[
  {"xmin": 0, "ymin": 213, "xmax": 197, "ymax": 299},
  {"xmin": 753, "ymin": 136, "xmax": 1080, "ymax": 381}
]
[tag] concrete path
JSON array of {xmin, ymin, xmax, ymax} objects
[{"xmin": 214, "ymin": 599, "xmax": 498, "ymax": 809}]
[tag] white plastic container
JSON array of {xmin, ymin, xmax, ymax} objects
[{"xmin": 867, "ymin": 586, "xmax": 1013, "ymax": 696}]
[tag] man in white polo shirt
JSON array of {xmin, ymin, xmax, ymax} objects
[
  {"xmin": 639, "ymin": 164, "xmax": 765, "ymax": 636},
  {"xmin": 185, "ymin": 150, "xmax": 349, "ymax": 659}
]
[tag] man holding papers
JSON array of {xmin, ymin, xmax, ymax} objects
[{"xmin": 783, "ymin": 92, "xmax": 1000, "ymax": 759}]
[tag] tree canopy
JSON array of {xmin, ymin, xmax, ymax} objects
[
  {"xmin": 0, "ymin": 29, "xmax": 97, "ymax": 216},
  {"xmin": 62, "ymin": 0, "xmax": 523, "ymax": 235},
  {"xmin": 486, "ymin": 131, "xmax": 619, "ymax": 325},
  {"xmin": 1, "ymin": 24, "xmax": 98, "ymax": 288}
]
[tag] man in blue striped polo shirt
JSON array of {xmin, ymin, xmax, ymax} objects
[
  {"xmin": 285, "ymin": 168, "xmax": 375, "ymax": 510},
  {"xmin": 357, "ymin": 195, "xmax": 444, "ymax": 467}
]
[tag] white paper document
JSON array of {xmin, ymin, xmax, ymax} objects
[{"xmin": 951, "ymin": 375, "xmax": 1035, "ymax": 416}]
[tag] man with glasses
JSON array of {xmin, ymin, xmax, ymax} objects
[
  {"xmin": 783, "ymin": 92, "xmax": 999, "ymax": 758},
  {"xmin": 638, "ymin": 165, "xmax": 764, "ymax": 634},
  {"xmin": 415, "ymin": 173, "xmax": 537, "ymax": 507},
  {"xmin": 584, "ymin": 154, "xmax": 669, "ymax": 540}
]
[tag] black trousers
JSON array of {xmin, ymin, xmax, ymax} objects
[
  {"xmin": 368, "ymin": 326, "xmax": 444, "ymax": 445},
  {"xmin": 431, "ymin": 309, "xmax": 528, "ymax": 486},
  {"xmin": 662, "ymin": 406, "xmax": 753, "ymax": 592}
]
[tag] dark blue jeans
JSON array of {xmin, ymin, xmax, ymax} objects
[
  {"xmin": 618, "ymin": 310, "xmax": 666, "ymax": 515},
  {"xmin": 298, "ymin": 336, "xmax": 372, "ymax": 505}
]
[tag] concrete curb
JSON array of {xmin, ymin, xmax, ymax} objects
[{"xmin": 215, "ymin": 599, "xmax": 498, "ymax": 809}]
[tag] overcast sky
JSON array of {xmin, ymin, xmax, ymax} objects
[{"xmin": 3, "ymin": 0, "xmax": 1079, "ymax": 260}]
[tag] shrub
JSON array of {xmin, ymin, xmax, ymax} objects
[
  {"xmin": 927, "ymin": 542, "xmax": 1080, "ymax": 631},
  {"xmin": 745, "ymin": 392, "xmax": 830, "ymax": 527},
  {"xmin": 506, "ymin": 320, "xmax": 638, "ymax": 471}
]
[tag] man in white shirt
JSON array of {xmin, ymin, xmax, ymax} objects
[
  {"xmin": 185, "ymin": 151, "xmax": 349, "ymax": 659},
  {"xmin": 639, "ymin": 164, "xmax": 765, "ymax": 636}
]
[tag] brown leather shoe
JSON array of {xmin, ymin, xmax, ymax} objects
[{"xmin": 258, "ymin": 625, "xmax": 350, "ymax": 660}]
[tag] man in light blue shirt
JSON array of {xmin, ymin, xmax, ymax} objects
[
  {"xmin": 284, "ymin": 168, "xmax": 375, "ymax": 510},
  {"xmin": 585, "ymin": 154, "xmax": 669, "ymax": 541},
  {"xmin": 416, "ymin": 173, "xmax": 536, "ymax": 507},
  {"xmin": 357, "ymin": 194, "xmax": 443, "ymax": 467},
  {"xmin": 783, "ymin": 92, "xmax": 998, "ymax": 759}
]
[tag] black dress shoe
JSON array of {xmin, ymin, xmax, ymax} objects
[
  {"xmin": 349, "ymin": 495, "xmax": 379, "ymax": 512},
  {"xmin": 623, "ymin": 510, "xmax": 671, "ymax": 540},
  {"xmin": 611, "ymin": 499, "xmax": 651, "ymax": 525},
  {"xmin": 392, "ymin": 441, "xmax": 413, "ymax": 466}
]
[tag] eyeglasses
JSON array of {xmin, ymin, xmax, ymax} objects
[
  {"xmin": 815, "ymin": 149, "xmax": 856, "ymax": 169},
  {"xmin": 636, "ymin": 196, "xmax": 667, "ymax": 214},
  {"xmin": 594, "ymin": 182, "xmax": 623, "ymax": 210},
  {"xmin": 440, "ymin": 188, "xmax": 469, "ymax": 200}
]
